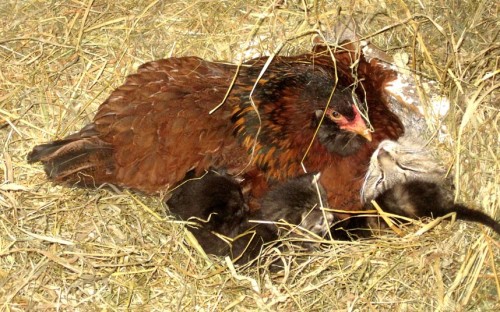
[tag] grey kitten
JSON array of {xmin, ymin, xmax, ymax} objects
[
  {"xmin": 255, "ymin": 172, "xmax": 334, "ymax": 237},
  {"xmin": 361, "ymin": 137, "xmax": 447, "ymax": 204},
  {"xmin": 233, "ymin": 173, "xmax": 335, "ymax": 264},
  {"xmin": 360, "ymin": 137, "xmax": 500, "ymax": 236}
]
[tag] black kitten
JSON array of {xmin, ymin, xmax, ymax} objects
[
  {"xmin": 166, "ymin": 170, "xmax": 248, "ymax": 256},
  {"xmin": 372, "ymin": 180, "xmax": 500, "ymax": 235}
]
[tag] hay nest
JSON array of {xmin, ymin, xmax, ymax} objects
[{"xmin": 1, "ymin": 0, "xmax": 498, "ymax": 310}]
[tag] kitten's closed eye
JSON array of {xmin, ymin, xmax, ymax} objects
[{"xmin": 361, "ymin": 137, "xmax": 447, "ymax": 203}]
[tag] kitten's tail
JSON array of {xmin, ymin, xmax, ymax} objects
[{"xmin": 453, "ymin": 204, "xmax": 500, "ymax": 236}]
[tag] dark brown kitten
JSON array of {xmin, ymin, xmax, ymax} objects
[{"xmin": 360, "ymin": 138, "xmax": 500, "ymax": 236}]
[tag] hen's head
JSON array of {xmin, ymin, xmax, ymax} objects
[
  {"xmin": 231, "ymin": 58, "xmax": 373, "ymax": 178},
  {"xmin": 313, "ymin": 91, "xmax": 372, "ymax": 156}
]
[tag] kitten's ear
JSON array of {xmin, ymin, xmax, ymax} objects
[{"xmin": 300, "ymin": 209, "xmax": 318, "ymax": 227}]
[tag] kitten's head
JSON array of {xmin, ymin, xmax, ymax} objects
[
  {"xmin": 361, "ymin": 137, "xmax": 447, "ymax": 203},
  {"xmin": 299, "ymin": 208, "xmax": 335, "ymax": 237},
  {"xmin": 167, "ymin": 170, "xmax": 249, "ymax": 231},
  {"xmin": 260, "ymin": 173, "xmax": 335, "ymax": 236}
]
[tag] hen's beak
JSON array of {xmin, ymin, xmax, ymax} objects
[
  {"xmin": 342, "ymin": 121, "xmax": 373, "ymax": 142},
  {"xmin": 340, "ymin": 107, "xmax": 372, "ymax": 142}
]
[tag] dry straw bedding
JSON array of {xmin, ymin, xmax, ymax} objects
[{"xmin": 0, "ymin": 0, "xmax": 498, "ymax": 310}]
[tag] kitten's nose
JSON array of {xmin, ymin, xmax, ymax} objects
[
  {"xmin": 324, "ymin": 212, "xmax": 335, "ymax": 225},
  {"xmin": 320, "ymin": 212, "xmax": 335, "ymax": 229}
]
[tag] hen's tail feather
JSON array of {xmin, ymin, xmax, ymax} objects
[{"xmin": 27, "ymin": 124, "xmax": 116, "ymax": 187}]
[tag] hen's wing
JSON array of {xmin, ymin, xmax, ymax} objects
[{"xmin": 29, "ymin": 57, "xmax": 249, "ymax": 193}]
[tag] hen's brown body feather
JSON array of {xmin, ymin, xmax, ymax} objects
[
  {"xmin": 28, "ymin": 46, "xmax": 404, "ymax": 213},
  {"xmin": 31, "ymin": 57, "xmax": 248, "ymax": 192}
]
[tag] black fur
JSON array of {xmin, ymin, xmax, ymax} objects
[
  {"xmin": 371, "ymin": 180, "xmax": 500, "ymax": 235},
  {"xmin": 166, "ymin": 171, "xmax": 248, "ymax": 256}
]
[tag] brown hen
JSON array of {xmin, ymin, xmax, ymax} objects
[{"xmin": 28, "ymin": 44, "xmax": 403, "ymax": 214}]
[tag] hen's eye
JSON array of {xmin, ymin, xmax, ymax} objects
[{"xmin": 330, "ymin": 111, "xmax": 341, "ymax": 119}]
